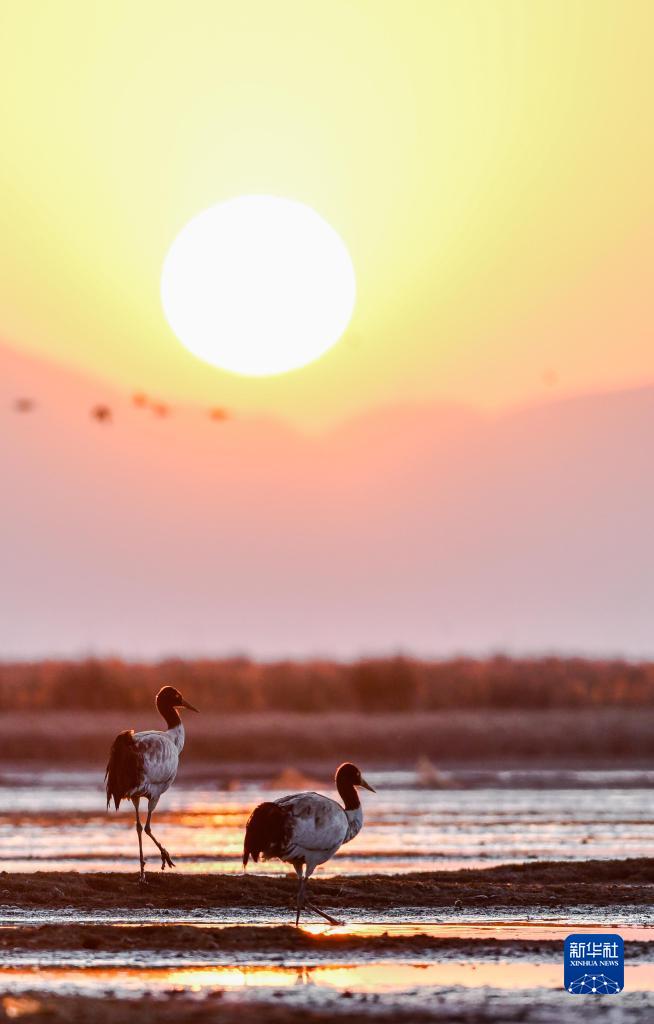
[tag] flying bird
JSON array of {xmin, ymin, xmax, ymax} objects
[
  {"xmin": 91, "ymin": 404, "xmax": 112, "ymax": 423},
  {"xmin": 132, "ymin": 392, "xmax": 148, "ymax": 407},
  {"xmin": 209, "ymin": 407, "xmax": 229, "ymax": 422},
  {"xmin": 151, "ymin": 402, "xmax": 170, "ymax": 417},
  {"xmin": 14, "ymin": 398, "xmax": 35, "ymax": 413},
  {"xmin": 105, "ymin": 686, "xmax": 198, "ymax": 882},
  {"xmin": 243, "ymin": 762, "xmax": 375, "ymax": 925}
]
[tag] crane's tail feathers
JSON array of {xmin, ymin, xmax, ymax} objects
[
  {"xmin": 105, "ymin": 730, "xmax": 139, "ymax": 811},
  {"xmin": 243, "ymin": 801, "xmax": 286, "ymax": 867}
]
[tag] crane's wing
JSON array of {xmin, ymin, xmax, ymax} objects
[
  {"xmin": 276, "ymin": 792, "xmax": 349, "ymax": 856},
  {"xmin": 133, "ymin": 730, "xmax": 179, "ymax": 786},
  {"xmin": 105, "ymin": 730, "xmax": 140, "ymax": 809}
]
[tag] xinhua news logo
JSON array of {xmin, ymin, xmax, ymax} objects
[{"xmin": 564, "ymin": 934, "xmax": 624, "ymax": 994}]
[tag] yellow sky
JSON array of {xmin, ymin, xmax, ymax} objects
[{"xmin": 1, "ymin": 1, "xmax": 652, "ymax": 427}]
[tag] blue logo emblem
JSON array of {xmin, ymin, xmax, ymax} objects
[{"xmin": 564, "ymin": 934, "xmax": 624, "ymax": 994}]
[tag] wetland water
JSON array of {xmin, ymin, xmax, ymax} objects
[
  {"xmin": 1, "ymin": 962, "xmax": 653, "ymax": 997},
  {"xmin": 0, "ymin": 767, "xmax": 652, "ymax": 1020},
  {"xmin": 1, "ymin": 767, "xmax": 654, "ymax": 874}
]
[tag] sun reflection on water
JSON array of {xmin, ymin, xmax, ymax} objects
[{"xmin": 1, "ymin": 963, "xmax": 653, "ymax": 996}]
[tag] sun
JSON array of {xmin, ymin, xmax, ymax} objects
[{"xmin": 160, "ymin": 196, "xmax": 356, "ymax": 377}]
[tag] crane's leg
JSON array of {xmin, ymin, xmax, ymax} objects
[
  {"xmin": 292, "ymin": 863, "xmax": 342, "ymax": 927},
  {"xmin": 144, "ymin": 796, "xmax": 175, "ymax": 870},
  {"xmin": 293, "ymin": 862, "xmax": 305, "ymax": 927},
  {"xmin": 302, "ymin": 865, "xmax": 343, "ymax": 927},
  {"xmin": 132, "ymin": 798, "xmax": 146, "ymax": 883}
]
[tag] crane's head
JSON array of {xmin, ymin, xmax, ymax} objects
[
  {"xmin": 335, "ymin": 762, "xmax": 376, "ymax": 793},
  {"xmin": 156, "ymin": 685, "xmax": 199, "ymax": 714}
]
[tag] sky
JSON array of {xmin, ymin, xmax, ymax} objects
[
  {"xmin": 1, "ymin": 3, "xmax": 653, "ymax": 660},
  {"xmin": 4, "ymin": 345, "xmax": 654, "ymax": 660},
  {"xmin": 1, "ymin": 1, "xmax": 652, "ymax": 430}
]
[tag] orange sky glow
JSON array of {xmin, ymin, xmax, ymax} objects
[
  {"xmin": 0, "ymin": 1, "xmax": 652, "ymax": 429},
  {"xmin": 1, "ymin": 3, "xmax": 654, "ymax": 659}
]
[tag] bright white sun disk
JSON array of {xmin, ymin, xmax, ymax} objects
[{"xmin": 160, "ymin": 196, "xmax": 356, "ymax": 376}]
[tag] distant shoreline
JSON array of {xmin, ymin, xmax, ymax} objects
[
  {"xmin": 3, "ymin": 655, "xmax": 654, "ymax": 715},
  {"xmin": 0, "ymin": 708, "xmax": 653, "ymax": 765}
]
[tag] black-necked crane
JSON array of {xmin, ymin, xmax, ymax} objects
[
  {"xmin": 105, "ymin": 686, "xmax": 198, "ymax": 882},
  {"xmin": 243, "ymin": 762, "xmax": 375, "ymax": 925}
]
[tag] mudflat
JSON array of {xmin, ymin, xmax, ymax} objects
[{"xmin": 1, "ymin": 859, "xmax": 653, "ymax": 913}]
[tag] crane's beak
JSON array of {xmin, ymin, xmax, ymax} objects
[
  {"xmin": 179, "ymin": 698, "xmax": 199, "ymax": 713},
  {"xmin": 359, "ymin": 777, "xmax": 376, "ymax": 793}
]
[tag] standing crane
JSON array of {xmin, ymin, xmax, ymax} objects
[
  {"xmin": 105, "ymin": 686, "xmax": 198, "ymax": 882},
  {"xmin": 243, "ymin": 762, "xmax": 375, "ymax": 925}
]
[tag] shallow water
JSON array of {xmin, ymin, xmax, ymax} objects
[
  {"xmin": 0, "ymin": 921, "xmax": 650, "ymax": 970},
  {"xmin": 2, "ymin": 767, "xmax": 652, "ymax": 1017},
  {"xmin": 0, "ymin": 961, "xmax": 652, "ymax": 998},
  {"xmin": 1, "ymin": 767, "xmax": 653, "ymax": 875},
  {"xmin": 3, "ymin": 921, "xmax": 653, "ymax": 941},
  {"xmin": 1, "ymin": 906, "xmax": 652, "ymax": 929}
]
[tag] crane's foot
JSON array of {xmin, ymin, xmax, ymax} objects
[
  {"xmin": 160, "ymin": 848, "xmax": 175, "ymax": 871},
  {"xmin": 138, "ymin": 867, "xmax": 148, "ymax": 885},
  {"xmin": 304, "ymin": 900, "xmax": 343, "ymax": 927}
]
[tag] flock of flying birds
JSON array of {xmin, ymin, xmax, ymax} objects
[
  {"xmin": 105, "ymin": 686, "xmax": 375, "ymax": 925},
  {"xmin": 11, "ymin": 393, "xmax": 230, "ymax": 424}
]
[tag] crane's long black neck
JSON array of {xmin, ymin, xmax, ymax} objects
[
  {"xmin": 157, "ymin": 700, "xmax": 181, "ymax": 729},
  {"xmin": 337, "ymin": 776, "xmax": 360, "ymax": 811}
]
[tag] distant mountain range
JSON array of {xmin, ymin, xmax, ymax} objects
[{"xmin": 2, "ymin": 343, "xmax": 653, "ymax": 659}]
